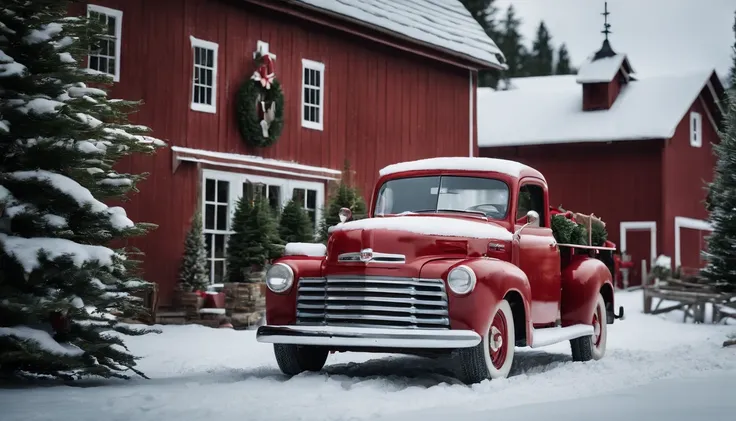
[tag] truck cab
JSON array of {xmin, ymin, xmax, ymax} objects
[{"xmin": 256, "ymin": 157, "xmax": 623, "ymax": 384}]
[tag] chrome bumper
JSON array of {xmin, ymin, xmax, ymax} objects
[{"xmin": 256, "ymin": 325, "xmax": 481, "ymax": 348}]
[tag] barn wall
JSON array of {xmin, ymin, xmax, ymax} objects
[
  {"xmin": 481, "ymin": 140, "xmax": 664, "ymax": 285},
  {"xmin": 661, "ymin": 92, "xmax": 719, "ymax": 270},
  {"xmin": 76, "ymin": 0, "xmax": 474, "ymax": 304}
]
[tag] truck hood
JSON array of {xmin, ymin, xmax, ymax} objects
[{"xmin": 325, "ymin": 215, "xmax": 512, "ymax": 275}]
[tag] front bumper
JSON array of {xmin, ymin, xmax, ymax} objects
[{"xmin": 256, "ymin": 325, "xmax": 481, "ymax": 349}]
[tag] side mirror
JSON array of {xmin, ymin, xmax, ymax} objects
[
  {"xmin": 514, "ymin": 210, "xmax": 540, "ymax": 241},
  {"xmin": 338, "ymin": 207, "xmax": 352, "ymax": 223}
]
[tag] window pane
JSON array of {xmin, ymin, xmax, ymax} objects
[
  {"xmin": 269, "ymin": 185, "xmax": 281, "ymax": 210},
  {"xmin": 243, "ymin": 182, "xmax": 253, "ymax": 203},
  {"xmin": 314, "ymin": 71, "xmax": 321, "ymax": 88},
  {"xmin": 310, "ymin": 106, "xmax": 317, "ymax": 123},
  {"xmin": 108, "ymin": 58, "xmax": 115, "ymax": 74},
  {"xmin": 205, "ymin": 68, "xmax": 212, "ymax": 86},
  {"xmin": 205, "ymin": 87, "xmax": 212, "ymax": 105},
  {"xmin": 214, "ymin": 260, "xmax": 224, "ymax": 283},
  {"xmin": 314, "ymin": 89, "xmax": 320, "ymax": 106},
  {"xmin": 107, "ymin": 16, "xmax": 116, "ymax": 35},
  {"xmin": 205, "ymin": 233, "xmax": 213, "ymax": 258},
  {"xmin": 107, "ymin": 39, "xmax": 115, "ymax": 56},
  {"xmin": 90, "ymin": 56, "xmax": 99, "ymax": 70},
  {"xmin": 217, "ymin": 180, "xmax": 229, "ymax": 203},
  {"xmin": 205, "ymin": 204, "xmax": 215, "ymax": 229},
  {"xmin": 207, "ymin": 49, "xmax": 214, "ymax": 67},
  {"xmin": 205, "ymin": 179, "xmax": 215, "ymax": 201},
  {"xmin": 293, "ymin": 188, "xmax": 305, "ymax": 205},
  {"xmin": 303, "ymin": 105, "xmax": 310, "ymax": 121},
  {"xmin": 216, "ymin": 204, "xmax": 228, "ymax": 230},
  {"xmin": 194, "ymin": 47, "xmax": 202, "ymax": 65},
  {"xmin": 99, "ymin": 57, "xmax": 108, "ymax": 73},
  {"xmin": 307, "ymin": 189, "xmax": 317, "ymax": 209},
  {"xmin": 194, "ymin": 84, "xmax": 200, "ymax": 103},
  {"xmin": 214, "ymin": 234, "xmax": 225, "ymax": 258}
]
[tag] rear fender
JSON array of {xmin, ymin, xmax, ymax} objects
[
  {"xmin": 561, "ymin": 254, "xmax": 613, "ymax": 326},
  {"xmin": 265, "ymin": 256, "xmax": 324, "ymax": 325},
  {"xmin": 421, "ymin": 258, "xmax": 532, "ymax": 344}
]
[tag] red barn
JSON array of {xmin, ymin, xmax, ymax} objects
[
  {"xmin": 478, "ymin": 38, "xmax": 725, "ymax": 286},
  {"xmin": 73, "ymin": 0, "xmax": 504, "ymax": 305}
]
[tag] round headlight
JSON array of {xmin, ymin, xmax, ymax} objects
[
  {"xmin": 447, "ymin": 265, "xmax": 476, "ymax": 295},
  {"xmin": 266, "ymin": 263, "xmax": 294, "ymax": 293}
]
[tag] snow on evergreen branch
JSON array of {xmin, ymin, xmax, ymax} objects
[{"xmin": 0, "ymin": 233, "xmax": 121, "ymax": 273}]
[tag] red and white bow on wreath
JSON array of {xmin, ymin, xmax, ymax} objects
[{"xmin": 251, "ymin": 49, "xmax": 276, "ymax": 90}]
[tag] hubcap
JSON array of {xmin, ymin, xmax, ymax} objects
[{"xmin": 489, "ymin": 310, "xmax": 508, "ymax": 369}]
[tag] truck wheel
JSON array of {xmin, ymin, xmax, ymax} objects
[
  {"xmin": 273, "ymin": 344, "xmax": 328, "ymax": 376},
  {"xmin": 457, "ymin": 299, "xmax": 515, "ymax": 384},
  {"xmin": 570, "ymin": 293, "xmax": 607, "ymax": 362}
]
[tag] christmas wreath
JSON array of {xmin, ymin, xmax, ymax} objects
[{"xmin": 236, "ymin": 47, "xmax": 285, "ymax": 148}]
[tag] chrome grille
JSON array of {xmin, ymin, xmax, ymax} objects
[{"xmin": 296, "ymin": 276, "xmax": 450, "ymax": 329}]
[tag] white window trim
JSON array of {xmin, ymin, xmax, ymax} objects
[
  {"xmin": 301, "ymin": 58, "xmax": 325, "ymax": 131},
  {"xmin": 87, "ymin": 4, "xmax": 123, "ymax": 83},
  {"xmin": 690, "ymin": 111, "xmax": 702, "ymax": 148},
  {"xmin": 189, "ymin": 35, "xmax": 218, "ymax": 114},
  {"xmin": 674, "ymin": 216, "xmax": 713, "ymax": 270}
]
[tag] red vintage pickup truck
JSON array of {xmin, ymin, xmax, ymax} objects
[{"xmin": 256, "ymin": 157, "xmax": 624, "ymax": 383}]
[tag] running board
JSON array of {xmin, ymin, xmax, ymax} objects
[{"xmin": 530, "ymin": 324, "xmax": 594, "ymax": 348}]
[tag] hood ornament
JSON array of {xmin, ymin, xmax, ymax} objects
[{"xmin": 359, "ymin": 248, "xmax": 373, "ymax": 262}]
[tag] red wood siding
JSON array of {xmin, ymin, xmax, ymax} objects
[
  {"xmin": 481, "ymin": 140, "xmax": 663, "ymax": 285},
  {"xmin": 581, "ymin": 70, "xmax": 625, "ymax": 111},
  {"xmin": 77, "ymin": 0, "xmax": 474, "ymax": 305},
  {"xmin": 661, "ymin": 91, "xmax": 719, "ymax": 270}
]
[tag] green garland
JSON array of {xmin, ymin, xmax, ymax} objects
[{"xmin": 236, "ymin": 78, "xmax": 285, "ymax": 148}]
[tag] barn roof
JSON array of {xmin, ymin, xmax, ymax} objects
[
  {"xmin": 477, "ymin": 70, "xmax": 721, "ymax": 148},
  {"xmin": 287, "ymin": 0, "xmax": 505, "ymax": 69}
]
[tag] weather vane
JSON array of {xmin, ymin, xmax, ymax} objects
[{"xmin": 601, "ymin": 2, "xmax": 612, "ymax": 40}]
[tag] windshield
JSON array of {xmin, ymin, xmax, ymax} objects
[{"xmin": 374, "ymin": 176, "xmax": 510, "ymax": 220}]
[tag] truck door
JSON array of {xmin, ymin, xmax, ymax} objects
[{"xmin": 515, "ymin": 181, "xmax": 561, "ymax": 327}]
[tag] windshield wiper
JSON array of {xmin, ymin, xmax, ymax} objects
[{"xmin": 401, "ymin": 209, "xmax": 488, "ymax": 218}]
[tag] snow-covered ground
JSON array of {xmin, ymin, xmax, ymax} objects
[{"xmin": 1, "ymin": 290, "xmax": 735, "ymax": 421}]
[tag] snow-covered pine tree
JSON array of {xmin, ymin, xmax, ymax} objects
[
  {"xmin": 0, "ymin": 0, "xmax": 165, "ymax": 381},
  {"xmin": 225, "ymin": 194, "xmax": 281, "ymax": 282},
  {"xmin": 278, "ymin": 198, "xmax": 314, "ymax": 244},
  {"xmin": 178, "ymin": 210, "xmax": 208, "ymax": 291},
  {"xmin": 701, "ymin": 23, "xmax": 736, "ymax": 293}
]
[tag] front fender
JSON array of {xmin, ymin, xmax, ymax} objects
[
  {"xmin": 421, "ymin": 258, "xmax": 532, "ymax": 343},
  {"xmin": 560, "ymin": 254, "xmax": 612, "ymax": 326},
  {"xmin": 265, "ymin": 256, "xmax": 324, "ymax": 325}
]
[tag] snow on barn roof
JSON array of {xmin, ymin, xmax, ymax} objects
[
  {"xmin": 477, "ymin": 70, "xmax": 717, "ymax": 148},
  {"xmin": 379, "ymin": 156, "xmax": 543, "ymax": 180},
  {"xmin": 289, "ymin": 0, "xmax": 505, "ymax": 69},
  {"xmin": 575, "ymin": 54, "xmax": 631, "ymax": 83}
]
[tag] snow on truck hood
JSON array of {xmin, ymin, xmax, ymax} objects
[{"xmin": 330, "ymin": 215, "xmax": 513, "ymax": 241}]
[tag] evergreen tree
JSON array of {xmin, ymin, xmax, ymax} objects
[
  {"xmin": 317, "ymin": 164, "xmax": 367, "ymax": 243},
  {"xmin": 496, "ymin": 5, "xmax": 528, "ymax": 83},
  {"xmin": 729, "ymin": 11, "xmax": 735, "ymax": 93},
  {"xmin": 460, "ymin": 0, "xmax": 502, "ymax": 88},
  {"xmin": 278, "ymin": 198, "xmax": 314, "ymax": 244},
  {"xmin": 526, "ymin": 21, "xmax": 554, "ymax": 76},
  {"xmin": 225, "ymin": 195, "xmax": 280, "ymax": 282},
  {"xmin": 701, "ymin": 30, "xmax": 736, "ymax": 293},
  {"xmin": 555, "ymin": 43, "xmax": 575, "ymax": 75},
  {"xmin": 178, "ymin": 210, "xmax": 208, "ymax": 292},
  {"xmin": 0, "ymin": 0, "xmax": 165, "ymax": 380}
]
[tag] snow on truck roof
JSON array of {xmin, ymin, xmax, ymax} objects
[
  {"xmin": 378, "ymin": 157, "xmax": 544, "ymax": 180},
  {"xmin": 289, "ymin": 0, "xmax": 505, "ymax": 69},
  {"xmin": 478, "ymin": 70, "xmax": 718, "ymax": 148}
]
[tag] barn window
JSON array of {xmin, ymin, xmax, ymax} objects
[
  {"xmin": 301, "ymin": 59, "xmax": 325, "ymax": 130},
  {"xmin": 690, "ymin": 111, "xmax": 702, "ymax": 147},
  {"xmin": 517, "ymin": 184, "xmax": 546, "ymax": 227},
  {"xmin": 202, "ymin": 170, "xmax": 324, "ymax": 281},
  {"xmin": 203, "ymin": 177, "xmax": 230, "ymax": 284},
  {"xmin": 292, "ymin": 187, "xmax": 318, "ymax": 230},
  {"xmin": 87, "ymin": 5, "xmax": 122, "ymax": 82},
  {"xmin": 189, "ymin": 35, "xmax": 218, "ymax": 114}
]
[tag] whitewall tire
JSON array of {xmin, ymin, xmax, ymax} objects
[
  {"xmin": 457, "ymin": 299, "xmax": 516, "ymax": 384},
  {"xmin": 570, "ymin": 292, "xmax": 608, "ymax": 361}
]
